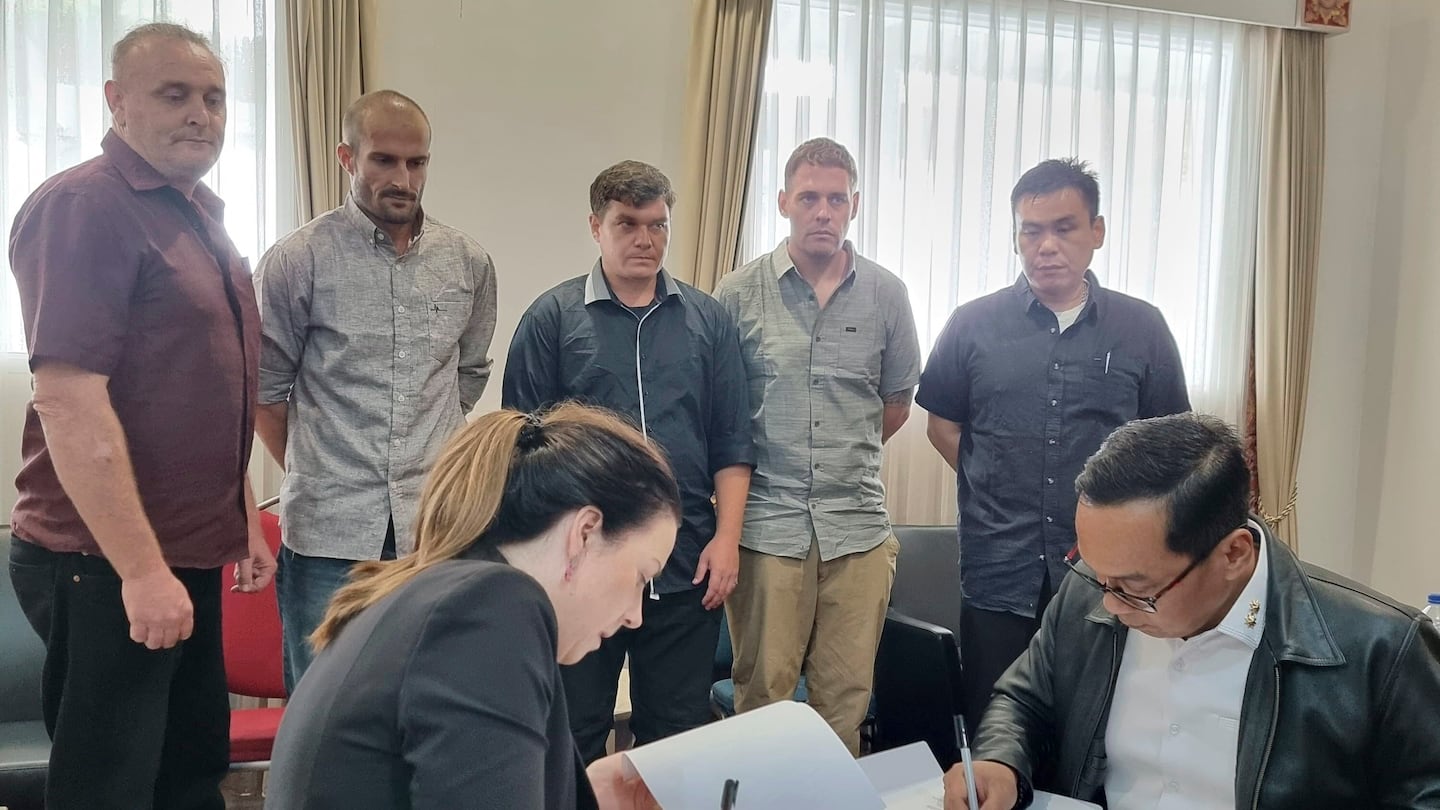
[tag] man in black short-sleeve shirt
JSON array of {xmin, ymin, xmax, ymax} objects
[{"xmin": 916, "ymin": 158, "xmax": 1190, "ymax": 730}]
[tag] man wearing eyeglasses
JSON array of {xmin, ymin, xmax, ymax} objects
[
  {"xmin": 916, "ymin": 158, "xmax": 1190, "ymax": 731},
  {"xmin": 942, "ymin": 414, "xmax": 1440, "ymax": 810}
]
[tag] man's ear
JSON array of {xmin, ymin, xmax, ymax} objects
[
  {"xmin": 336, "ymin": 141, "xmax": 357, "ymax": 176},
  {"xmin": 1218, "ymin": 526, "xmax": 1256, "ymax": 580},
  {"xmin": 104, "ymin": 80, "xmax": 124, "ymax": 124}
]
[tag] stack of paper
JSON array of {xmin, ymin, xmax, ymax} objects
[{"xmin": 620, "ymin": 701, "xmax": 1100, "ymax": 809}]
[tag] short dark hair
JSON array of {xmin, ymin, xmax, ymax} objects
[
  {"xmin": 342, "ymin": 90, "xmax": 431, "ymax": 148},
  {"xmin": 589, "ymin": 160, "xmax": 676, "ymax": 216},
  {"xmin": 112, "ymin": 22, "xmax": 220, "ymax": 81},
  {"xmin": 1011, "ymin": 158, "xmax": 1101, "ymax": 220},
  {"xmin": 1075, "ymin": 413, "xmax": 1249, "ymax": 560},
  {"xmin": 784, "ymin": 137, "xmax": 858, "ymax": 190}
]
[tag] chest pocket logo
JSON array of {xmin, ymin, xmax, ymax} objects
[{"xmin": 833, "ymin": 324, "xmax": 879, "ymax": 383}]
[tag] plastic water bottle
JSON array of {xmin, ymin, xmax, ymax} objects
[{"xmin": 1423, "ymin": 594, "xmax": 1440, "ymax": 631}]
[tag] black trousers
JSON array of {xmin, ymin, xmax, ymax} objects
[
  {"xmin": 959, "ymin": 573, "xmax": 1055, "ymax": 733},
  {"xmin": 561, "ymin": 585, "xmax": 722, "ymax": 764},
  {"xmin": 8, "ymin": 537, "xmax": 229, "ymax": 810}
]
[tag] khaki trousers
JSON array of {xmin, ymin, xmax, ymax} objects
[{"xmin": 727, "ymin": 535, "xmax": 899, "ymax": 755}]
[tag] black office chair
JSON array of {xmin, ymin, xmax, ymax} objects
[
  {"xmin": 0, "ymin": 535, "xmax": 50, "ymax": 810},
  {"xmin": 890, "ymin": 524, "xmax": 962, "ymax": 638},
  {"xmin": 871, "ymin": 608, "xmax": 964, "ymax": 769}
]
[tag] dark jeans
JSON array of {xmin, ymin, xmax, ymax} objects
[
  {"xmin": 7, "ymin": 536, "xmax": 228, "ymax": 810},
  {"xmin": 960, "ymin": 573, "xmax": 1055, "ymax": 732},
  {"xmin": 562, "ymin": 585, "xmax": 722, "ymax": 764},
  {"xmin": 275, "ymin": 518, "xmax": 395, "ymax": 693}
]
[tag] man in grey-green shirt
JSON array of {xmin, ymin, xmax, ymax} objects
[{"xmin": 714, "ymin": 137, "xmax": 921, "ymax": 755}]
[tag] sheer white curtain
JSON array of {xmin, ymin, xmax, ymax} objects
[
  {"xmin": 741, "ymin": 0, "xmax": 1267, "ymax": 524},
  {"xmin": 0, "ymin": 0, "xmax": 286, "ymax": 355}
]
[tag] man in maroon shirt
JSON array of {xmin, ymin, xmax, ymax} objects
[{"xmin": 6, "ymin": 22, "xmax": 273, "ymax": 810}]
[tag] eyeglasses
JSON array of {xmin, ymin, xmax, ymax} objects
[{"xmin": 1062, "ymin": 545, "xmax": 1207, "ymax": 614}]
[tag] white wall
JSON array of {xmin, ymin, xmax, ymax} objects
[
  {"xmin": 1356, "ymin": 0, "xmax": 1440, "ymax": 604},
  {"xmin": 365, "ymin": 0, "xmax": 694, "ymax": 414},
  {"xmin": 1298, "ymin": 0, "xmax": 1440, "ymax": 605},
  {"xmin": 1294, "ymin": 3, "xmax": 1388, "ymax": 579}
]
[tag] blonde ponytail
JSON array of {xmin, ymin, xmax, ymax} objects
[{"xmin": 310, "ymin": 410, "xmax": 529, "ymax": 650}]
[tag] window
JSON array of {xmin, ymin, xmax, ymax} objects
[
  {"xmin": 0, "ymin": 0, "xmax": 289, "ymax": 354},
  {"xmin": 742, "ymin": 0, "xmax": 1267, "ymax": 423}
]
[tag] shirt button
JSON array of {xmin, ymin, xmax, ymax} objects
[
  {"xmin": 812, "ymin": 378, "xmax": 822, "ymax": 386},
  {"xmin": 1048, "ymin": 438, "xmax": 1057, "ymax": 445},
  {"xmin": 1168, "ymin": 781, "xmax": 1180, "ymax": 792},
  {"xmin": 398, "ymin": 350, "xmax": 407, "ymax": 358},
  {"xmin": 1174, "ymin": 659, "xmax": 1187, "ymax": 672},
  {"xmin": 814, "ymin": 336, "xmax": 822, "ymax": 343},
  {"xmin": 813, "ymin": 462, "xmax": 822, "ymax": 470},
  {"xmin": 1046, "ymin": 477, "xmax": 1055, "ymax": 485},
  {"xmin": 396, "ymin": 305, "xmax": 407, "ymax": 314},
  {"xmin": 1053, "ymin": 362, "xmax": 1060, "ymax": 370},
  {"xmin": 1050, "ymin": 327, "xmax": 1057, "ymax": 334},
  {"xmin": 1045, "ymin": 516, "xmax": 1053, "ymax": 523},
  {"xmin": 1038, "ymin": 554, "xmax": 1046, "ymax": 561},
  {"xmin": 1050, "ymin": 399, "xmax": 1058, "ymax": 406},
  {"xmin": 396, "ymin": 393, "xmax": 406, "ymax": 402},
  {"xmin": 813, "ymin": 421, "xmax": 820, "ymax": 427},
  {"xmin": 1169, "ymin": 723, "xmax": 1180, "ymax": 735}
]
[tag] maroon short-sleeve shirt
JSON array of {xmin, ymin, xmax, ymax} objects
[{"xmin": 8, "ymin": 130, "xmax": 260, "ymax": 569}]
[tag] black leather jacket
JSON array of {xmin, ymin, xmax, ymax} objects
[{"xmin": 973, "ymin": 519, "xmax": 1440, "ymax": 809}]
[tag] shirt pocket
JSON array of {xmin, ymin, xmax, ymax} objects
[
  {"xmin": 427, "ymin": 294, "xmax": 471, "ymax": 363},
  {"xmin": 1079, "ymin": 351, "xmax": 1143, "ymax": 424},
  {"xmin": 832, "ymin": 321, "xmax": 881, "ymax": 385}
]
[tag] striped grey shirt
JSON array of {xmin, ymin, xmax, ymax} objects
[
  {"xmin": 255, "ymin": 197, "xmax": 497, "ymax": 558},
  {"xmin": 714, "ymin": 239, "xmax": 921, "ymax": 560}
]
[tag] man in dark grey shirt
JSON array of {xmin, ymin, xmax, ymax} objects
[
  {"xmin": 254, "ymin": 90, "xmax": 497, "ymax": 691},
  {"xmin": 502, "ymin": 161, "xmax": 753, "ymax": 762},
  {"xmin": 916, "ymin": 158, "xmax": 1190, "ymax": 730}
]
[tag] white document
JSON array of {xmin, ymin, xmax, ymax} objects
[
  {"xmin": 858, "ymin": 742, "xmax": 945, "ymax": 809},
  {"xmin": 621, "ymin": 701, "xmax": 886, "ymax": 810},
  {"xmin": 622, "ymin": 703, "xmax": 1099, "ymax": 809},
  {"xmin": 854, "ymin": 741, "xmax": 1100, "ymax": 810},
  {"xmin": 1030, "ymin": 792, "xmax": 1102, "ymax": 809}
]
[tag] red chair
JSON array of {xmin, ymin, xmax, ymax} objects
[{"xmin": 222, "ymin": 508, "xmax": 287, "ymax": 768}]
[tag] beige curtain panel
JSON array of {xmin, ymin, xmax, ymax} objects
[
  {"xmin": 674, "ymin": 0, "xmax": 774, "ymax": 292},
  {"xmin": 287, "ymin": 0, "xmax": 370, "ymax": 222},
  {"xmin": 1253, "ymin": 28, "xmax": 1326, "ymax": 551}
]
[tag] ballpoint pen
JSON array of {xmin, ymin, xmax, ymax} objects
[{"xmin": 955, "ymin": 715, "xmax": 981, "ymax": 810}]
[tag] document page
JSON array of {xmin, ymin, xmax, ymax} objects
[
  {"xmin": 621, "ymin": 701, "xmax": 886, "ymax": 810},
  {"xmin": 855, "ymin": 741, "xmax": 1101, "ymax": 810}
]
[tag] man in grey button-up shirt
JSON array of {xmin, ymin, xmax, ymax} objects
[
  {"xmin": 254, "ymin": 91, "xmax": 497, "ymax": 690},
  {"xmin": 715, "ymin": 137, "xmax": 921, "ymax": 755}
]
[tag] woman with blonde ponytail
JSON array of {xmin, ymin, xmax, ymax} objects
[{"xmin": 266, "ymin": 403, "xmax": 680, "ymax": 810}]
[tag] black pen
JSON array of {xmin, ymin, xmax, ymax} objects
[{"xmin": 721, "ymin": 777, "xmax": 740, "ymax": 810}]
